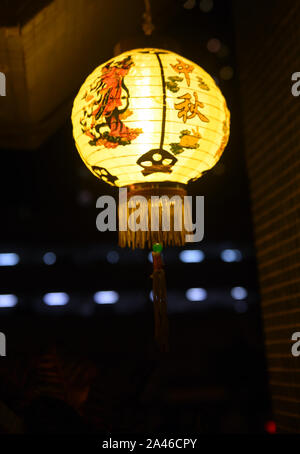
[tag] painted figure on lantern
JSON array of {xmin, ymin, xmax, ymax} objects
[{"xmin": 80, "ymin": 55, "xmax": 142, "ymax": 149}]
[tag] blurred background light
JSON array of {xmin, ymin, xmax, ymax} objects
[
  {"xmin": 220, "ymin": 65, "xmax": 234, "ymax": 80},
  {"xmin": 106, "ymin": 250, "xmax": 119, "ymax": 264},
  {"xmin": 43, "ymin": 252, "xmax": 56, "ymax": 265},
  {"xmin": 234, "ymin": 300, "xmax": 248, "ymax": 313},
  {"xmin": 179, "ymin": 250, "xmax": 205, "ymax": 263},
  {"xmin": 148, "ymin": 252, "xmax": 153, "ymax": 263},
  {"xmin": 186, "ymin": 288, "xmax": 207, "ymax": 301},
  {"xmin": 43, "ymin": 292, "xmax": 69, "ymax": 306},
  {"xmin": 77, "ymin": 189, "xmax": 93, "ymax": 206},
  {"xmin": 78, "ymin": 167, "xmax": 90, "ymax": 180},
  {"xmin": 0, "ymin": 294, "xmax": 18, "ymax": 307},
  {"xmin": 0, "ymin": 253, "xmax": 19, "ymax": 266},
  {"xmin": 231, "ymin": 286, "xmax": 248, "ymax": 300},
  {"xmin": 221, "ymin": 249, "xmax": 242, "ymax": 262},
  {"xmin": 183, "ymin": 0, "xmax": 196, "ymax": 9},
  {"xmin": 207, "ymin": 38, "xmax": 221, "ymax": 53},
  {"xmin": 94, "ymin": 290, "xmax": 119, "ymax": 304},
  {"xmin": 265, "ymin": 420, "xmax": 276, "ymax": 434},
  {"xmin": 199, "ymin": 0, "xmax": 213, "ymax": 12},
  {"xmin": 217, "ymin": 44, "xmax": 230, "ymax": 58}
]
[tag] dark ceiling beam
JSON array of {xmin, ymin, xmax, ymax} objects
[{"xmin": 0, "ymin": 0, "xmax": 53, "ymax": 27}]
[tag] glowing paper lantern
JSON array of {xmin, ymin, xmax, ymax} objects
[{"xmin": 72, "ymin": 48, "xmax": 230, "ymax": 248}]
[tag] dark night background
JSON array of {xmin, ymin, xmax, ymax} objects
[{"xmin": 0, "ymin": 0, "xmax": 273, "ymax": 434}]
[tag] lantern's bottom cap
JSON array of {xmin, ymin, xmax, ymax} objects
[{"xmin": 118, "ymin": 183, "xmax": 190, "ymax": 249}]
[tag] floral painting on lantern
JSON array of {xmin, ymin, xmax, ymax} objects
[
  {"xmin": 170, "ymin": 128, "xmax": 201, "ymax": 155},
  {"xmin": 79, "ymin": 55, "xmax": 143, "ymax": 149}
]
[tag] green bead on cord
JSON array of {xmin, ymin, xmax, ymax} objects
[{"xmin": 152, "ymin": 243, "xmax": 163, "ymax": 253}]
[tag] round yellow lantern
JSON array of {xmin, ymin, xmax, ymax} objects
[{"xmin": 72, "ymin": 48, "xmax": 230, "ymax": 248}]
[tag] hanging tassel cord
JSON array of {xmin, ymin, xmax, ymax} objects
[
  {"xmin": 142, "ymin": 0, "xmax": 155, "ymax": 36},
  {"xmin": 151, "ymin": 244, "xmax": 169, "ymax": 353}
]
